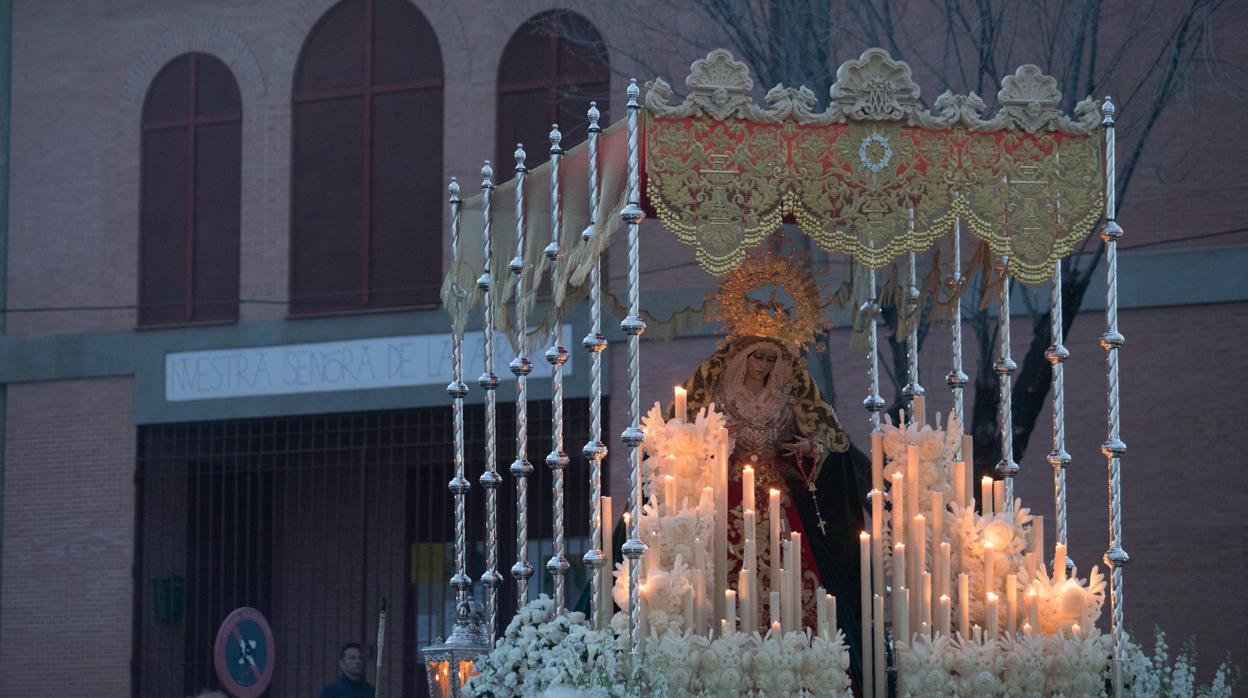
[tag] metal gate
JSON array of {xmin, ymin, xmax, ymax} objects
[{"xmin": 133, "ymin": 400, "xmax": 599, "ymax": 697}]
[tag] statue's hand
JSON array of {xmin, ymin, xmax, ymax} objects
[{"xmin": 781, "ymin": 436, "xmax": 820, "ymax": 461}]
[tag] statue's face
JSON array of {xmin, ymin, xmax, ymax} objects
[{"xmin": 746, "ymin": 346, "xmax": 779, "ymax": 382}]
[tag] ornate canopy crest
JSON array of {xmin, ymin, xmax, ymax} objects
[
  {"xmin": 708, "ymin": 252, "xmax": 831, "ymax": 352},
  {"xmin": 644, "ymin": 49, "xmax": 1104, "ymax": 283}
]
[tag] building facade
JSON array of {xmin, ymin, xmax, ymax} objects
[{"xmin": 0, "ymin": 0, "xmax": 1244, "ymax": 695}]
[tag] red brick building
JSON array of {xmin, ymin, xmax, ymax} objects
[{"xmin": 0, "ymin": 1, "xmax": 1244, "ymax": 695}]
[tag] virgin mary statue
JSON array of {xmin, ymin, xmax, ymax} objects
[{"xmin": 679, "ymin": 254, "xmax": 871, "ymax": 682}]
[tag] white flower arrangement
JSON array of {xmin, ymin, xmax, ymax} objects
[
  {"xmin": 1019, "ymin": 563, "xmax": 1106, "ymax": 635},
  {"xmin": 1121, "ymin": 628, "xmax": 1238, "ymax": 697},
  {"xmin": 641, "ymin": 402, "xmax": 727, "ymax": 510},
  {"xmin": 946, "ymin": 500, "xmax": 1034, "ymax": 624},
  {"xmin": 466, "ymin": 595, "xmax": 855, "ymax": 697},
  {"xmin": 464, "ymin": 596, "xmax": 625, "ymax": 698},
  {"xmin": 644, "ymin": 625, "xmax": 853, "ymax": 697},
  {"xmin": 465, "ymin": 596, "xmax": 667, "ymax": 698},
  {"xmin": 880, "ymin": 411, "xmax": 962, "ymax": 516},
  {"xmin": 897, "ymin": 628, "xmax": 1113, "ymax": 697}
]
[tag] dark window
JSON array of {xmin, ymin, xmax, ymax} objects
[
  {"xmin": 139, "ymin": 53, "xmax": 242, "ymax": 326},
  {"xmin": 496, "ymin": 11, "xmax": 610, "ymax": 179},
  {"xmin": 291, "ymin": 0, "xmax": 445, "ymax": 314}
]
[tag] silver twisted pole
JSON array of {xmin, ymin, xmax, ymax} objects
[
  {"xmin": 581, "ymin": 102, "xmax": 609, "ymax": 630},
  {"xmin": 993, "ymin": 256, "xmax": 1019, "ymax": 508},
  {"xmin": 1046, "ymin": 260, "xmax": 1072, "ymax": 553},
  {"xmin": 902, "ymin": 250, "xmax": 925, "ymax": 418},
  {"xmin": 862, "ymin": 260, "xmax": 884, "ymax": 429},
  {"xmin": 509, "ymin": 145, "xmax": 535, "ymax": 609},
  {"xmin": 477, "ymin": 162, "xmax": 504, "ymax": 645},
  {"xmin": 946, "ymin": 220, "xmax": 969, "ymax": 440},
  {"xmin": 618, "ymin": 79, "xmax": 648, "ymax": 666},
  {"xmin": 446, "ymin": 179, "xmax": 473, "ymax": 616},
  {"xmin": 544, "ymin": 124, "xmax": 571, "ymax": 613},
  {"xmin": 1100, "ymin": 96, "xmax": 1129, "ymax": 698}
]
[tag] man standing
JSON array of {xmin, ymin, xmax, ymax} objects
[{"xmin": 319, "ymin": 642, "xmax": 375, "ymax": 698}]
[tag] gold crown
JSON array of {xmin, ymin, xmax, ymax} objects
[{"xmin": 709, "ymin": 252, "xmax": 831, "ymax": 351}]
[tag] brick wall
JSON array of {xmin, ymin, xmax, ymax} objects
[{"xmin": 1, "ymin": 377, "xmax": 136, "ymax": 695}]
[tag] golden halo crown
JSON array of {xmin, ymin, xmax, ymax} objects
[{"xmin": 709, "ymin": 252, "xmax": 831, "ymax": 352}]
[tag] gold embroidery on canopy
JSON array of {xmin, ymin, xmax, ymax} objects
[{"xmin": 644, "ymin": 48, "xmax": 1104, "ymax": 284}]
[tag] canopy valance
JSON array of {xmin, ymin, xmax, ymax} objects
[{"xmin": 644, "ymin": 48, "xmax": 1104, "ymax": 283}]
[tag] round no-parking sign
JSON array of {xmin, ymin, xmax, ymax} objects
[{"xmin": 214, "ymin": 607, "xmax": 275, "ymax": 697}]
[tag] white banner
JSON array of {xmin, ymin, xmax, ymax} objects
[{"xmin": 165, "ymin": 326, "xmax": 573, "ymax": 402}]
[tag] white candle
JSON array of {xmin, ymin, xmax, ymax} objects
[
  {"xmin": 914, "ymin": 394, "xmax": 927, "ymax": 427},
  {"xmin": 779, "ymin": 565, "xmax": 789, "ymax": 632},
  {"xmin": 859, "ymin": 531, "xmax": 871, "ymax": 661},
  {"xmin": 1055, "ymin": 542, "xmax": 1067, "ymax": 584},
  {"xmin": 896, "ymin": 587, "xmax": 910, "ymax": 645},
  {"xmin": 715, "ymin": 434, "xmax": 729, "ymax": 631},
  {"xmin": 1072, "ymin": 623, "xmax": 1082, "ymax": 637},
  {"xmin": 871, "ymin": 430, "xmax": 884, "ymax": 492},
  {"xmin": 769, "ymin": 489, "xmax": 781, "ymax": 598},
  {"xmin": 939, "ymin": 542, "xmax": 952, "ymax": 601},
  {"xmin": 873, "ymin": 595, "xmax": 886, "ymax": 694},
  {"xmin": 739, "ymin": 568, "xmax": 754, "ymax": 635},
  {"xmin": 913, "ymin": 514, "xmax": 926, "ymax": 625},
  {"xmin": 906, "ymin": 446, "xmax": 920, "ymax": 540},
  {"xmin": 891, "ymin": 473, "xmax": 906, "ymax": 551},
  {"xmin": 816, "ymin": 585, "xmax": 828, "ymax": 639},
  {"xmin": 953, "ymin": 461, "xmax": 966, "ymax": 510},
  {"xmin": 983, "ymin": 540, "xmax": 996, "ymax": 597},
  {"xmin": 684, "ymin": 583, "xmax": 695, "ymax": 630},
  {"xmin": 1022, "ymin": 621, "xmax": 1032, "ymax": 634},
  {"xmin": 770, "ymin": 590, "xmax": 781, "ymax": 627},
  {"xmin": 828, "ymin": 593, "xmax": 837, "ymax": 636},
  {"xmin": 790, "ymin": 533, "xmax": 802, "ymax": 632},
  {"xmin": 993, "ymin": 480, "xmax": 1005, "ymax": 514},
  {"xmin": 922, "ymin": 571, "xmax": 933, "ymax": 631},
  {"xmin": 639, "ymin": 582, "xmax": 649, "ymax": 648},
  {"xmin": 1027, "ymin": 587, "xmax": 1039, "ymax": 629},
  {"xmin": 958, "ymin": 573, "xmax": 970, "ymax": 638},
  {"xmin": 673, "ymin": 385, "xmax": 687, "ymax": 423},
  {"xmin": 743, "ymin": 466, "xmax": 755, "ymax": 513},
  {"xmin": 664, "ymin": 475, "xmax": 676, "ymax": 517},
  {"xmin": 770, "ymin": 620, "xmax": 781, "ymax": 637},
  {"xmin": 870, "ymin": 490, "xmax": 885, "ymax": 618},
  {"xmin": 725, "ymin": 589, "xmax": 737, "ymax": 633},
  {"xmin": 601, "ymin": 495, "xmax": 614, "ymax": 623},
  {"xmin": 914, "ymin": 514, "xmax": 927, "ymax": 580},
  {"xmin": 986, "ymin": 592, "xmax": 999, "ymax": 640},
  {"xmin": 938, "ymin": 594, "xmax": 952, "ymax": 636},
  {"xmin": 894, "ymin": 543, "xmax": 906, "ymax": 597},
  {"xmin": 693, "ymin": 568, "xmax": 705, "ymax": 633},
  {"xmin": 648, "ymin": 530, "xmax": 661, "ymax": 572},
  {"xmin": 1006, "ymin": 574, "xmax": 1018, "ymax": 637},
  {"xmin": 981, "ymin": 476, "xmax": 994, "ymax": 515}
]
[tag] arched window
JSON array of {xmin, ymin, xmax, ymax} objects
[
  {"xmin": 139, "ymin": 53, "xmax": 241, "ymax": 326},
  {"xmin": 291, "ymin": 0, "xmax": 444, "ymax": 314},
  {"xmin": 496, "ymin": 11, "xmax": 610, "ymax": 178}
]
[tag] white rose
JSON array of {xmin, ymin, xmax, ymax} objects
[{"xmin": 982, "ymin": 519, "xmax": 1015, "ymax": 551}]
